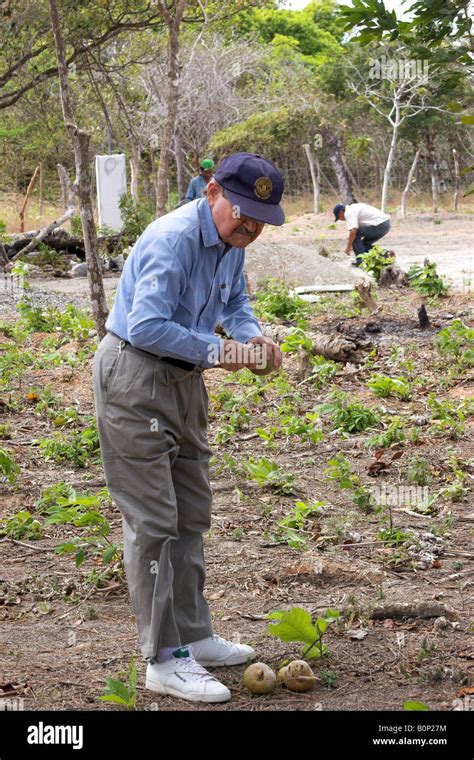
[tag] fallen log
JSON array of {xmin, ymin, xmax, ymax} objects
[
  {"xmin": 262, "ymin": 324, "xmax": 369, "ymax": 363},
  {"xmin": 5, "ymin": 226, "xmax": 122, "ymax": 262},
  {"xmin": 371, "ymin": 601, "xmax": 458, "ymax": 621},
  {"xmin": 7, "ymin": 208, "xmax": 75, "ymax": 265}
]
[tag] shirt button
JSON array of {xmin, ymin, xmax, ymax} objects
[{"xmin": 220, "ymin": 283, "xmax": 226, "ymax": 289}]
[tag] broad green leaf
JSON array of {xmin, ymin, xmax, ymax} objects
[
  {"xmin": 266, "ymin": 606, "xmax": 317, "ymax": 645},
  {"xmin": 404, "ymin": 701, "xmax": 429, "ymax": 711}
]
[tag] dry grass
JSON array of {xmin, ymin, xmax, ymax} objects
[{"xmin": 1, "ymin": 189, "xmax": 472, "ymax": 235}]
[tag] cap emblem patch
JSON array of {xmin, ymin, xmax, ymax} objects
[{"xmin": 254, "ymin": 176, "xmax": 272, "ymax": 199}]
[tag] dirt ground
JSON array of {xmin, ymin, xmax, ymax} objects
[{"xmin": 0, "ymin": 214, "xmax": 473, "ymax": 713}]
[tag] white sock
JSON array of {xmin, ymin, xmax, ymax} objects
[{"xmin": 156, "ymin": 645, "xmax": 192, "ymax": 663}]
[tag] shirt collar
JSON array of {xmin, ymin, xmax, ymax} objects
[{"xmin": 198, "ymin": 197, "xmax": 225, "ymax": 250}]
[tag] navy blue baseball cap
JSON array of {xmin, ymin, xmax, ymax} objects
[
  {"xmin": 333, "ymin": 203, "xmax": 345, "ymax": 221},
  {"xmin": 214, "ymin": 152, "xmax": 285, "ymax": 226}
]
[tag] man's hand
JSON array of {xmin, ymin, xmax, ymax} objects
[
  {"xmin": 246, "ymin": 335, "xmax": 282, "ymax": 375},
  {"xmin": 346, "ymin": 228, "xmax": 357, "ymax": 256},
  {"xmin": 216, "ymin": 336, "xmax": 282, "ymax": 374},
  {"xmin": 217, "ymin": 340, "xmax": 252, "ymax": 372}
]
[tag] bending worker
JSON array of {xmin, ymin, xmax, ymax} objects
[
  {"xmin": 92, "ymin": 152, "xmax": 284, "ymax": 704},
  {"xmin": 334, "ymin": 201, "xmax": 390, "ymax": 266}
]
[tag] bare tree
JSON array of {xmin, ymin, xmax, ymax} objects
[
  {"xmin": 48, "ymin": 0, "xmax": 108, "ymax": 339},
  {"xmin": 0, "ymin": 1, "xmax": 166, "ymax": 110},
  {"xmin": 349, "ymin": 50, "xmax": 449, "ymax": 211},
  {"xmin": 319, "ymin": 126, "xmax": 355, "ymax": 204},
  {"xmin": 152, "ymin": 0, "xmax": 187, "ymax": 217},
  {"xmin": 399, "ymin": 147, "xmax": 421, "ymax": 218},
  {"xmin": 302, "ymin": 143, "xmax": 320, "ymax": 214},
  {"xmin": 140, "ymin": 33, "xmax": 271, "ymax": 192},
  {"xmin": 452, "ymin": 148, "xmax": 461, "ymax": 211}
]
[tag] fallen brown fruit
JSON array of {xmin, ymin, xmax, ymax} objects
[
  {"xmin": 243, "ymin": 662, "xmax": 277, "ymax": 694},
  {"xmin": 277, "ymin": 660, "xmax": 317, "ymax": 692}
]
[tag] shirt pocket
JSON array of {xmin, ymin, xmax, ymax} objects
[{"xmin": 219, "ymin": 281, "xmax": 230, "ymax": 306}]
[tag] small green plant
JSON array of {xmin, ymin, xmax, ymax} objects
[
  {"xmin": 244, "ymin": 456, "xmax": 295, "ymax": 495},
  {"xmin": 1, "ymin": 511, "xmax": 42, "ymax": 540},
  {"xmin": 118, "ymin": 193, "xmax": 155, "ymax": 246},
  {"xmin": 35, "ymin": 481, "xmax": 77, "ymax": 513},
  {"xmin": 254, "ymin": 279, "xmax": 311, "ymax": 323},
  {"xmin": 319, "ymin": 670, "xmax": 338, "ymax": 688},
  {"xmin": 378, "ymin": 527, "xmax": 411, "ymax": 546},
  {"xmin": 267, "ymin": 606, "xmax": 340, "ymax": 659},
  {"xmin": 34, "ymin": 423, "xmax": 100, "ymax": 468},
  {"xmin": 365, "ymin": 416, "xmax": 405, "ymax": 449},
  {"xmin": 0, "ymin": 447, "xmax": 20, "ymax": 484},
  {"xmin": 427, "ymin": 394, "xmax": 473, "ymax": 440},
  {"xmin": 359, "ymin": 244, "xmax": 395, "ymax": 280},
  {"xmin": 324, "ymin": 453, "xmax": 375, "ymax": 512},
  {"xmin": 276, "ymin": 500, "xmax": 324, "ymax": 550},
  {"xmin": 16, "ymin": 299, "xmax": 94, "ymax": 339},
  {"xmin": 279, "ymin": 412, "xmax": 324, "ymax": 444},
  {"xmin": 47, "ymin": 488, "xmax": 121, "ymax": 568},
  {"xmin": 435, "ymin": 319, "xmax": 474, "ymax": 366},
  {"xmin": 367, "ymin": 373, "xmax": 411, "ymax": 400},
  {"xmin": 0, "ymin": 423, "xmax": 12, "ymax": 440},
  {"xmin": 70, "ymin": 214, "xmax": 83, "ymax": 236},
  {"xmin": 98, "ymin": 657, "xmax": 137, "ymax": 709},
  {"xmin": 280, "ymin": 328, "xmax": 312, "ymax": 354},
  {"xmin": 408, "ymin": 261, "xmax": 448, "ymax": 296},
  {"xmin": 308, "ymin": 354, "xmax": 339, "ymax": 387},
  {"xmin": 407, "ymin": 456, "xmax": 431, "ymax": 486},
  {"xmin": 318, "ymin": 391, "xmax": 380, "ymax": 433}
]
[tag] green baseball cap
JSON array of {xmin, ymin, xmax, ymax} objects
[{"xmin": 200, "ymin": 158, "xmax": 214, "ymax": 170}]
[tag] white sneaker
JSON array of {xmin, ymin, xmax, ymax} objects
[
  {"xmin": 186, "ymin": 634, "xmax": 256, "ymax": 667},
  {"xmin": 145, "ymin": 646, "xmax": 231, "ymax": 703}
]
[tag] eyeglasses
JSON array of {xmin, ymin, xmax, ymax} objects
[{"xmin": 220, "ymin": 186, "xmax": 266, "ymax": 227}]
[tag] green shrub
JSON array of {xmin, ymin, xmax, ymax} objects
[{"xmin": 408, "ymin": 261, "xmax": 448, "ymax": 296}]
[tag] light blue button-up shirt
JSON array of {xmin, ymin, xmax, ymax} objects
[
  {"xmin": 184, "ymin": 175, "xmax": 207, "ymax": 203},
  {"xmin": 105, "ymin": 197, "xmax": 262, "ymax": 368}
]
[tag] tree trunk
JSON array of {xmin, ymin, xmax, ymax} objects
[
  {"xmin": 381, "ymin": 102, "xmax": 400, "ymax": 212},
  {"xmin": 57, "ymin": 163, "xmax": 76, "ymax": 211},
  {"xmin": 399, "ymin": 147, "xmax": 421, "ymax": 218},
  {"xmin": 49, "ymin": 0, "xmax": 108, "ymax": 339},
  {"xmin": 154, "ymin": 0, "xmax": 187, "ymax": 218},
  {"xmin": 174, "ymin": 130, "xmax": 187, "ymax": 204},
  {"xmin": 129, "ymin": 147, "xmax": 141, "ymax": 201},
  {"xmin": 39, "ymin": 162, "xmax": 44, "ymax": 222},
  {"xmin": 426, "ymin": 131, "xmax": 439, "ymax": 213},
  {"xmin": 302, "ymin": 143, "xmax": 320, "ymax": 214},
  {"xmin": 19, "ymin": 165, "xmax": 40, "ymax": 233},
  {"xmin": 319, "ymin": 126, "xmax": 355, "ymax": 204},
  {"xmin": 452, "ymin": 148, "xmax": 460, "ymax": 212}
]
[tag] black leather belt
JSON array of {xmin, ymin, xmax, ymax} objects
[{"xmin": 108, "ymin": 332, "xmax": 197, "ymax": 371}]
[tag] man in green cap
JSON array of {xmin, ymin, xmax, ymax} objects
[{"xmin": 184, "ymin": 158, "xmax": 215, "ymax": 203}]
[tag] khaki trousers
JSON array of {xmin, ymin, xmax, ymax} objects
[{"xmin": 92, "ymin": 332, "xmax": 214, "ymax": 662}]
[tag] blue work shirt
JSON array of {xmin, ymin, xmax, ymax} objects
[
  {"xmin": 184, "ymin": 175, "xmax": 207, "ymax": 203},
  {"xmin": 105, "ymin": 197, "xmax": 262, "ymax": 368}
]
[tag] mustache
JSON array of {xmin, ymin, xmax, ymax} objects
[{"xmin": 235, "ymin": 225, "xmax": 255, "ymax": 236}]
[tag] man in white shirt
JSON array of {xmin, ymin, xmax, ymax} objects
[{"xmin": 334, "ymin": 202, "xmax": 391, "ymax": 267}]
